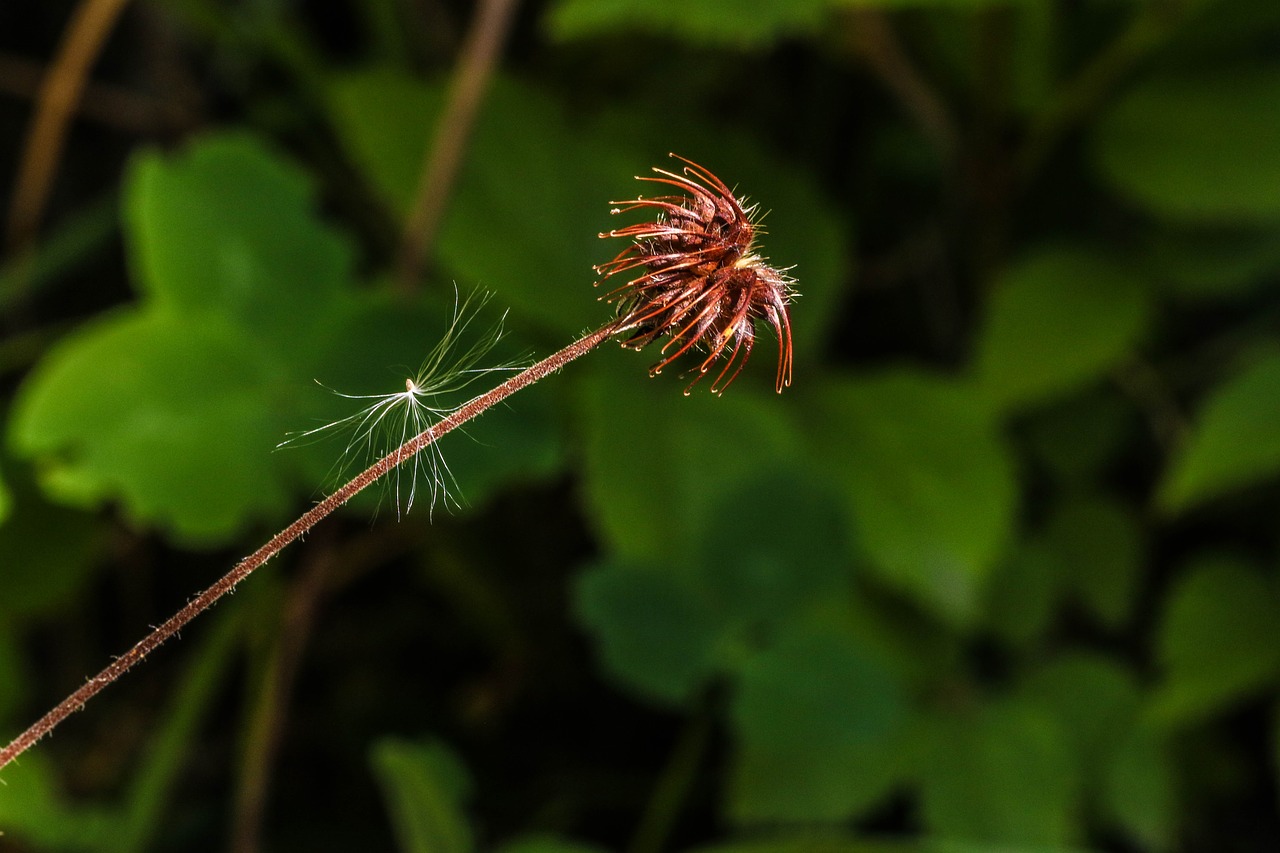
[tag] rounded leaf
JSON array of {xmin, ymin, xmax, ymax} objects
[
  {"xmin": 0, "ymin": 475, "xmax": 100, "ymax": 621},
  {"xmin": 696, "ymin": 470, "xmax": 853, "ymax": 628},
  {"xmin": 577, "ymin": 352, "xmax": 803, "ymax": 560},
  {"xmin": 546, "ymin": 0, "xmax": 830, "ymax": 49},
  {"xmin": 1093, "ymin": 69, "xmax": 1280, "ymax": 222},
  {"xmin": 808, "ymin": 370, "xmax": 1017, "ymax": 623},
  {"xmin": 1149, "ymin": 556, "xmax": 1280, "ymax": 726},
  {"xmin": 728, "ymin": 627, "xmax": 907, "ymax": 822},
  {"xmin": 918, "ymin": 700, "xmax": 1080, "ymax": 845},
  {"xmin": 575, "ymin": 559, "xmax": 722, "ymax": 706},
  {"xmin": 9, "ymin": 312, "xmax": 292, "ymax": 542},
  {"xmin": 975, "ymin": 246, "xmax": 1150, "ymax": 411},
  {"xmin": 370, "ymin": 738, "xmax": 474, "ymax": 853},
  {"xmin": 125, "ymin": 133, "xmax": 352, "ymax": 350},
  {"xmin": 1159, "ymin": 354, "xmax": 1280, "ymax": 512}
]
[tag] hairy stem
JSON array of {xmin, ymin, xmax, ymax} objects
[{"xmin": 0, "ymin": 321, "xmax": 618, "ymax": 771}]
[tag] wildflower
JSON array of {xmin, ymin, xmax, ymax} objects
[
  {"xmin": 0, "ymin": 156, "xmax": 800, "ymax": 769},
  {"xmin": 595, "ymin": 154, "xmax": 796, "ymax": 394}
]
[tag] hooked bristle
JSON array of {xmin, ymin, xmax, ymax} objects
[{"xmin": 594, "ymin": 154, "xmax": 796, "ymax": 394}]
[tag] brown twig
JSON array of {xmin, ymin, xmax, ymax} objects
[
  {"xmin": 1112, "ymin": 357, "xmax": 1189, "ymax": 453},
  {"xmin": 846, "ymin": 8, "xmax": 957, "ymax": 158},
  {"xmin": 7, "ymin": 0, "xmax": 132, "ymax": 252},
  {"xmin": 228, "ymin": 535, "xmax": 335, "ymax": 853},
  {"xmin": 1016, "ymin": 0, "xmax": 1192, "ymax": 180},
  {"xmin": 0, "ymin": 322, "xmax": 617, "ymax": 771},
  {"xmin": 228, "ymin": 523, "xmax": 421, "ymax": 853},
  {"xmin": 627, "ymin": 701, "xmax": 713, "ymax": 853},
  {"xmin": 0, "ymin": 53, "xmax": 161, "ymax": 134},
  {"xmin": 396, "ymin": 0, "xmax": 521, "ymax": 290}
]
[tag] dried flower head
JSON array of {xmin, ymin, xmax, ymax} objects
[{"xmin": 595, "ymin": 154, "xmax": 796, "ymax": 394}]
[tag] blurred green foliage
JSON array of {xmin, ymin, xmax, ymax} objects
[{"xmin": 3, "ymin": 0, "xmax": 1280, "ymax": 851}]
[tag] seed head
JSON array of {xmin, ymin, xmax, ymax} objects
[{"xmin": 595, "ymin": 154, "xmax": 796, "ymax": 394}]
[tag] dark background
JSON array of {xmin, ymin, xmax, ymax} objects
[{"xmin": 2, "ymin": 1, "xmax": 1280, "ymax": 851}]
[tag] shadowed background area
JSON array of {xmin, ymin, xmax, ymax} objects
[{"xmin": 2, "ymin": 1, "xmax": 1280, "ymax": 851}]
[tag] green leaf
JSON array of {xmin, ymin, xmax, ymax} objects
[
  {"xmin": 1145, "ymin": 227, "xmax": 1280, "ymax": 299},
  {"xmin": 988, "ymin": 492, "xmax": 1144, "ymax": 649},
  {"xmin": 1159, "ymin": 354, "xmax": 1280, "ymax": 512},
  {"xmin": 0, "ymin": 751, "xmax": 125, "ymax": 848},
  {"xmin": 695, "ymin": 470, "xmax": 853, "ymax": 629},
  {"xmin": 0, "ymin": 625, "xmax": 27, "ymax": 721},
  {"xmin": 575, "ymin": 559, "xmax": 722, "ymax": 705},
  {"xmin": 917, "ymin": 699, "xmax": 1080, "ymax": 846},
  {"xmin": 576, "ymin": 352, "xmax": 803, "ymax": 559},
  {"xmin": 728, "ymin": 627, "xmax": 908, "ymax": 823},
  {"xmin": 8, "ymin": 133, "xmax": 373, "ymax": 542},
  {"xmin": 993, "ymin": 496, "xmax": 1146, "ymax": 633},
  {"xmin": 575, "ymin": 468, "xmax": 855, "ymax": 705},
  {"xmin": 545, "ymin": 0, "xmax": 830, "ymax": 49},
  {"xmin": 1022, "ymin": 391, "xmax": 1136, "ymax": 485},
  {"xmin": 984, "ymin": 539, "xmax": 1062, "ymax": 647},
  {"xmin": 125, "ymin": 132, "xmax": 353, "ymax": 350},
  {"xmin": 326, "ymin": 68, "xmax": 447, "ymax": 216},
  {"xmin": 0, "ymin": 466, "xmax": 9, "ymax": 525},
  {"xmin": 1102, "ymin": 724, "xmax": 1176, "ymax": 850},
  {"xmin": 497, "ymin": 836, "xmax": 609, "ymax": 853},
  {"xmin": 1093, "ymin": 68, "xmax": 1280, "ymax": 223},
  {"xmin": 1149, "ymin": 556, "xmax": 1280, "ymax": 726},
  {"xmin": 808, "ymin": 370, "xmax": 1017, "ymax": 623},
  {"xmin": 371, "ymin": 738, "xmax": 475, "ymax": 853},
  {"xmin": 9, "ymin": 312, "xmax": 293, "ymax": 542},
  {"xmin": 119, "ymin": 599, "xmax": 245, "ymax": 851},
  {"xmin": 974, "ymin": 246, "xmax": 1150, "ymax": 411},
  {"xmin": 691, "ymin": 835, "xmax": 920, "ymax": 853},
  {"xmin": 0, "ymin": 472, "xmax": 99, "ymax": 621},
  {"xmin": 1052, "ymin": 498, "xmax": 1143, "ymax": 629},
  {"xmin": 1018, "ymin": 653, "xmax": 1141, "ymax": 775}
]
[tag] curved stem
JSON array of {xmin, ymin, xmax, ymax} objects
[
  {"xmin": 1017, "ymin": 0, "xmax": 1193, "ymax": 180},
  {"xmin": 396, "ymin": 0, "xmax": 521, "ymax": 290},
  {"xmin": 846, "ymin": 9, "xmax": 957, "ymax": 159},
  {"xmin": 228, "ymin": 522, "xmax": 420, "ymax": 853},
  {"xmin": 229, "ymin": 533, "xmax": 335, "ymax": 853},
  {"xmin": 627, "ymin": 702, "xmax": 713, "ymax": 853},
  {"xmin": 0, "ymin": 321, "xmax": 618, "ymax": 771},
  {"xmin": 7, "ymin": 0, "xmax": 131, "ymax": 251}
]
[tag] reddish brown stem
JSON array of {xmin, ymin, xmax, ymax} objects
[{"xmin": 0, "ymin": 322, "xmax": 618, "ymax": 771}]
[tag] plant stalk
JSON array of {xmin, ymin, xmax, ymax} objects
[{"xmin": 0, "ymin": 321, "xmax": 619, "ymax": 771}]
